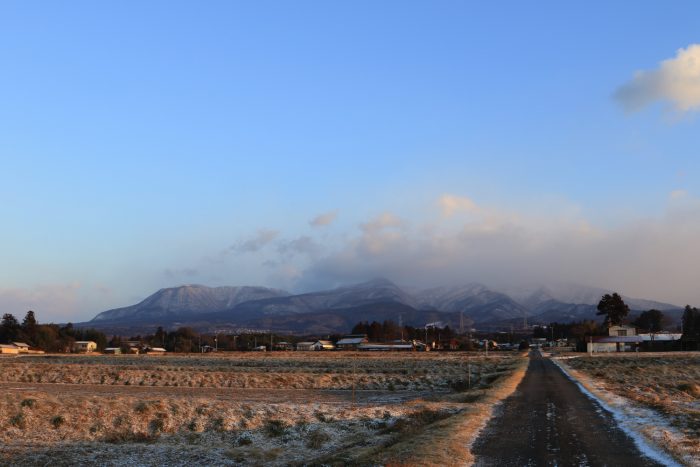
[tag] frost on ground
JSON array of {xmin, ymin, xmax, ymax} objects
[
  {"xmin": 0, "ymin": 352, "xmax": 526, "ymax": 466},
  {"xmin": 553, "ymin": 353, "xmax": 700, "ymax": 467}
]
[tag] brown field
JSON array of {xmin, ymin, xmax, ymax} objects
[
  {"xmin": 0, "ymin": 351, "xmax": 527, "ymax": 466},
  {"xmin": 557, "ymin": 352, "xmax": 700, "ymax": 465}
]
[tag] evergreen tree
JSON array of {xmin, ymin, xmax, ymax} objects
[
  {"xmin": 0, "ymin": 313, "xmax": 21, "ymax": 342},
  {"xmin": 596, "ymin": 293, "xmax": 629, "ymax": 327},
  {"xmin": 21, "ymin": 310, "xmax": 38, "ymax": 343}
]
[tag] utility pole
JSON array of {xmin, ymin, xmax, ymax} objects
[
  {"xmin": 460, "ymin": 311, "xmax": 464, "ymax": 335},
  {"xmin": 352, "ymin": 356, "xmax": 356, "ymax": 406},
  {"xmin": 468, "ymin": 360, "xmax": 471, "ymax": 389},
  {"xmin": 399, "ymin": 314, "xmax": 403, "ymax": 341}
]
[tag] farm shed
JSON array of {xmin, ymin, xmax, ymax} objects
[
  {"xmin": 73, "ymin": 341, "xmax": 98, "ymax": 353},
  {"xmin": 313, "ymin": 340, "xmax": 335, "ymax": 351},
  {"xmin": 147, "ymin": 347, "xmax": 167, "ymax": 354},
  {"xmin": 273, "ymin": 342, "xmax": 293, "ymax": 351},
  {"xmin": 11, "ymin": 342, "xmax": 30, "ymax": 353},
  {"xmin": 104, "ymin": 347, "xmax": 121, "ymax": 354},
  {"xmin": 336, "ymin": 335, "xmax": 369, "ymax": 350},
  {"xmin": 0, "ymin": 344, "xmax": 20, "ymax": 355},
  {"xmin": 295, "ymin": 341, "xmax": 315, "ymax": 351}
]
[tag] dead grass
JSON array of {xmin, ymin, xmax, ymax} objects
[{"xmin": 0, "ymin": 351, "xmax": 525, "ymax": 466}]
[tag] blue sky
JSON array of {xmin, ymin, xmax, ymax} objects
[{"xmin": 1, "ymin": 1, "xmax": 699, "ymax": 321}]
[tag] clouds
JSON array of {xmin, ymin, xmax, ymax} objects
[
  {"xmin": 309, "ymin": 210, "xmax": 338, "ymax": 227},
  {"xmin": 439, "ymin": 194, "xmax": 479, "ymax": 217},
  {"xmin": 230, "ymin": 229, "xmax": 279, "ymax": 253},
  {"xmin": 128, "ymin": 192, "xmax": 700, "ymax": 310},
  {"xmin": 615, "ymin": 44, "xmax": 700, "ymax": 113},
  {"xmin": 290, "ymin": 193, "xmax": 700, "ymax": 307}
]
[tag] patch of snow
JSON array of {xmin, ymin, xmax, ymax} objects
[{"xmin": 551, "ymin": 358, "xmax": 683, "ymax": 467}]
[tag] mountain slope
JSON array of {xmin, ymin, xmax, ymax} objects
[
  {"xmin": 85, "ymin": 279, "xmax": 684, "ymax": 333},
  {"xmin": 91, "ymin": 285, "xmax": 289, "ymax": 323},
  {"xmin": 415, "ymin": 284, "xmax": 530, "ymax": 323},
  {"xmin": 219, "ymin": 278, "xmax": 419, "ymax": 321}
]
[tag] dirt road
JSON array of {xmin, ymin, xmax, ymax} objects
[{"xmin": 472, "ymin": 352, "xmax": 665, "ymax": 466}]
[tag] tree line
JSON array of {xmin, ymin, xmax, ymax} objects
[{"xmin": 0, "ymin": 311, "xmax": 107, "ymax": 352}]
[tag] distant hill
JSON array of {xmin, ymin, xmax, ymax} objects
[
  {"xmin": 91, "ymin": 285, "xmax": 290, "ymax": 323},
  {"xmin": 83, "ymin": 279, "xmax": 683, "ymax": 335}
]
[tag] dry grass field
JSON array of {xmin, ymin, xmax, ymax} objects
[
  {"xmin": 0, "ymin": 351, "xmax": 527, "ymax": 466},
  {"xmin": 557, "ymin": 353, "xmax": 700, "ymax": 466}
]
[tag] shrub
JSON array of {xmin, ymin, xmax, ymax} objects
[
  {"xmin": 20, "ymin": 398, "xmax": 36, "ymax": 408},
  {"xmin": 264, "ymin": 419, "xmax": 288, "ymax": 437},
  {"xmin": 306, "ymin": 428, "xmax": 330, "ymax": 449},
  {"xmin": 134, "ymin": 401, "xmax": 149, "ymax": 414},
  {"xmin": 149, "ymin": 417, "xmax": 165, "ymax": 434},
  {"xmin": 51, "ymin": 415, "xmax": 66, "ymax": 429},
  {"xmin": 449, "ymin": 379, "xmax": 469, "ymax": 392},
  {"xmin": 383, "ymin": 409, "xmax": 451, "ymax": 435},
  {"xmin": 210, "ymin": 417, "xmax": 225, "ymax": 432},
  {"xmin": 10, "ymin": 413, "xmax": 26, "ymax": 429}
]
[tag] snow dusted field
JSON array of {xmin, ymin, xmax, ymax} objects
[
  {"xmin": 554, "ymin": 352, "xmax": 700, "ymax": 466},
  {"xmin": 0, "ymin": 352, "xmax": 527, "ymax": 466}
]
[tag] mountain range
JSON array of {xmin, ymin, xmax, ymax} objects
[{"xmin": 83, "ymin": 279, "xmax": 684, "ymax": 335}]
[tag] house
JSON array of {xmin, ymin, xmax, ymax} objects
[
  {"xmin": 0, "ymin": 344, "xmax": 20, "ymax": 355},
  {"xmin": 313, "ymin": 340, "xmax": 335, "ymax": 351},
  {"xmin": 295, "ymin": 341, "xmax": 315, "ymax": 351},
  {"xmin": 335, "ymin": 335, "xmax": 369, "ymax": 350},
  {"xmin": 587, "ymin": 325, "xmax": 642, "ymax": 353},
  {"xmin": 11, "ymin": 342, "xmax": 30, "ymax": 353},
  {"xmin": 609, "ymin": 325, "xmax": 637, "ymax": 337},
  {"xmin": 104, "ymin": 347, "xmax": 122, "ymax": 354},
  {"xmin": 273, "ymin": 342, "xmax": 293, "ymax": 351},
  {"xmin": 74, "ymin": 341, "xmax": 98, "ymax": 353}
]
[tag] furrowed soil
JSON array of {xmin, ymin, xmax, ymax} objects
[{"xmin": 0, "ymin": 351, "xmax": 527, "ymax": 466}]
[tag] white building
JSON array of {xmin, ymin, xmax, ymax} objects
[
  {"xmin": 313, "ymin": 340, "xmax": 335, "ymax": 351},
  {"xmin": 587, "ymin": 325, "xmax": 642, "ymax": 353},
  {"xmin": 295, "ymin": 342, "xmax": 315, "ymax": 351},
  {"xmin": 74, "ymin": 341, "xmax": 98, "ymax": 353}
]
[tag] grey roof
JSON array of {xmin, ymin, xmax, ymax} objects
[{"xmin": 336, "ymin": 337, "xmax": 367, "ymax": 345}]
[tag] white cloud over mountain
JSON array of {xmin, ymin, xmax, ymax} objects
[{"xmin": 277, "ymin": 193, "xmax": 700, "ymax": 307}]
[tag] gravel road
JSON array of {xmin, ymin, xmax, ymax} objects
[{"xmin": 472, "ymin": 352, "xmax": 665, "ymax": 466}]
